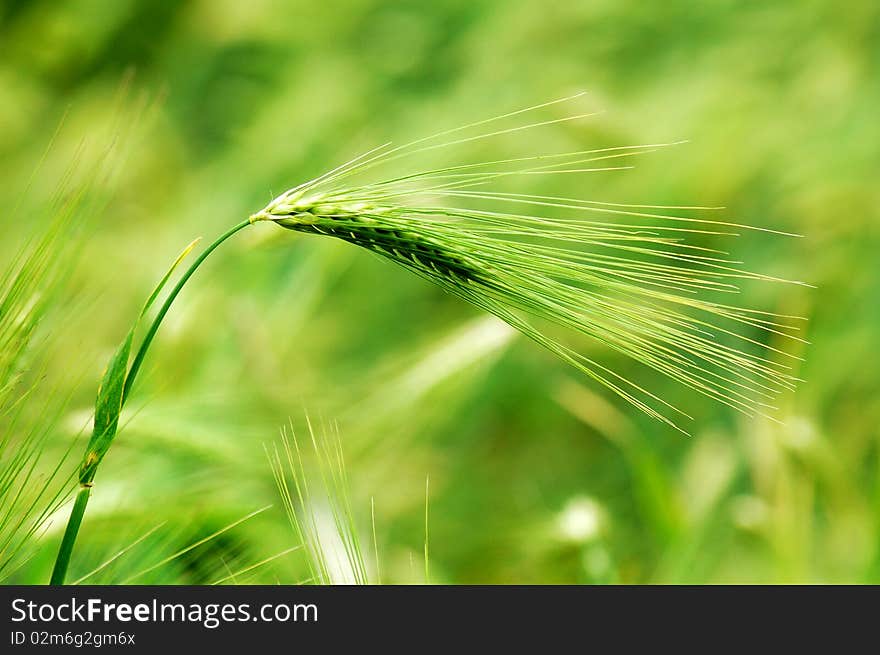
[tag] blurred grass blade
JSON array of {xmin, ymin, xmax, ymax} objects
[
  {"xmin": 119, "ymin": 506, "xmax": 271, "ymax": 584},
  {"xmin": 268, "ymin": 420, "xmax": 373, "ymax": 585}
]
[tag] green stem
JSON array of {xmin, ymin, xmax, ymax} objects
[
  {"xmin": 122, "ymin": 219, "xmax": 252, "ymax": 404},
  {"xmin": 49, "ymin": 487, "xmax": 90, "ymax": 585},
  {"xmin": 49, "ymin": 219, "xmax": 252, "ymax": 585}
]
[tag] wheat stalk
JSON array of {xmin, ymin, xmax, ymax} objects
[{"xmin": 50, "ymin": 94, "xmax": 805, "ymax": 583}]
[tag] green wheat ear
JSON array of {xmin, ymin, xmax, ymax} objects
[{"xmin": 252, "ymin": 93, "xmax": 807, "ymax": 433}]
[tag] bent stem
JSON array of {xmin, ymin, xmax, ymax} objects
[
  {"xmin": 49, "ymin": 219, "xmax": 252, "ymax": 585},
  {"xmin": 122, "ymin": 220, "xmax": 252, "ymax": 405}
]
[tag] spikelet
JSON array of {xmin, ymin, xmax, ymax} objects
[{"xmin": 250, "ymin": 94, "xmax": 807, "ymax": 433}]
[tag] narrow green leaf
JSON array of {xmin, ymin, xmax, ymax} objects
[
  {"xmin": 77, "ymin": 237, "xmax": 202, "ymax": 485},
  {"xmin": 78, "ymin": 329, "xmax": 133, "ymax": 484},
  {"xmin": 138, "ymin": 237, "xmax": 202, "ymax": 320}
]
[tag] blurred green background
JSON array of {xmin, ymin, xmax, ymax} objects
[{"xmin": 1, "ymin": 0, "xmax": 878, "ymax": 583}]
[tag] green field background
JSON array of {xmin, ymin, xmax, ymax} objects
[{"xmin": 1, "ymin": 0, "xmax": 878, "ymax": 583}]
